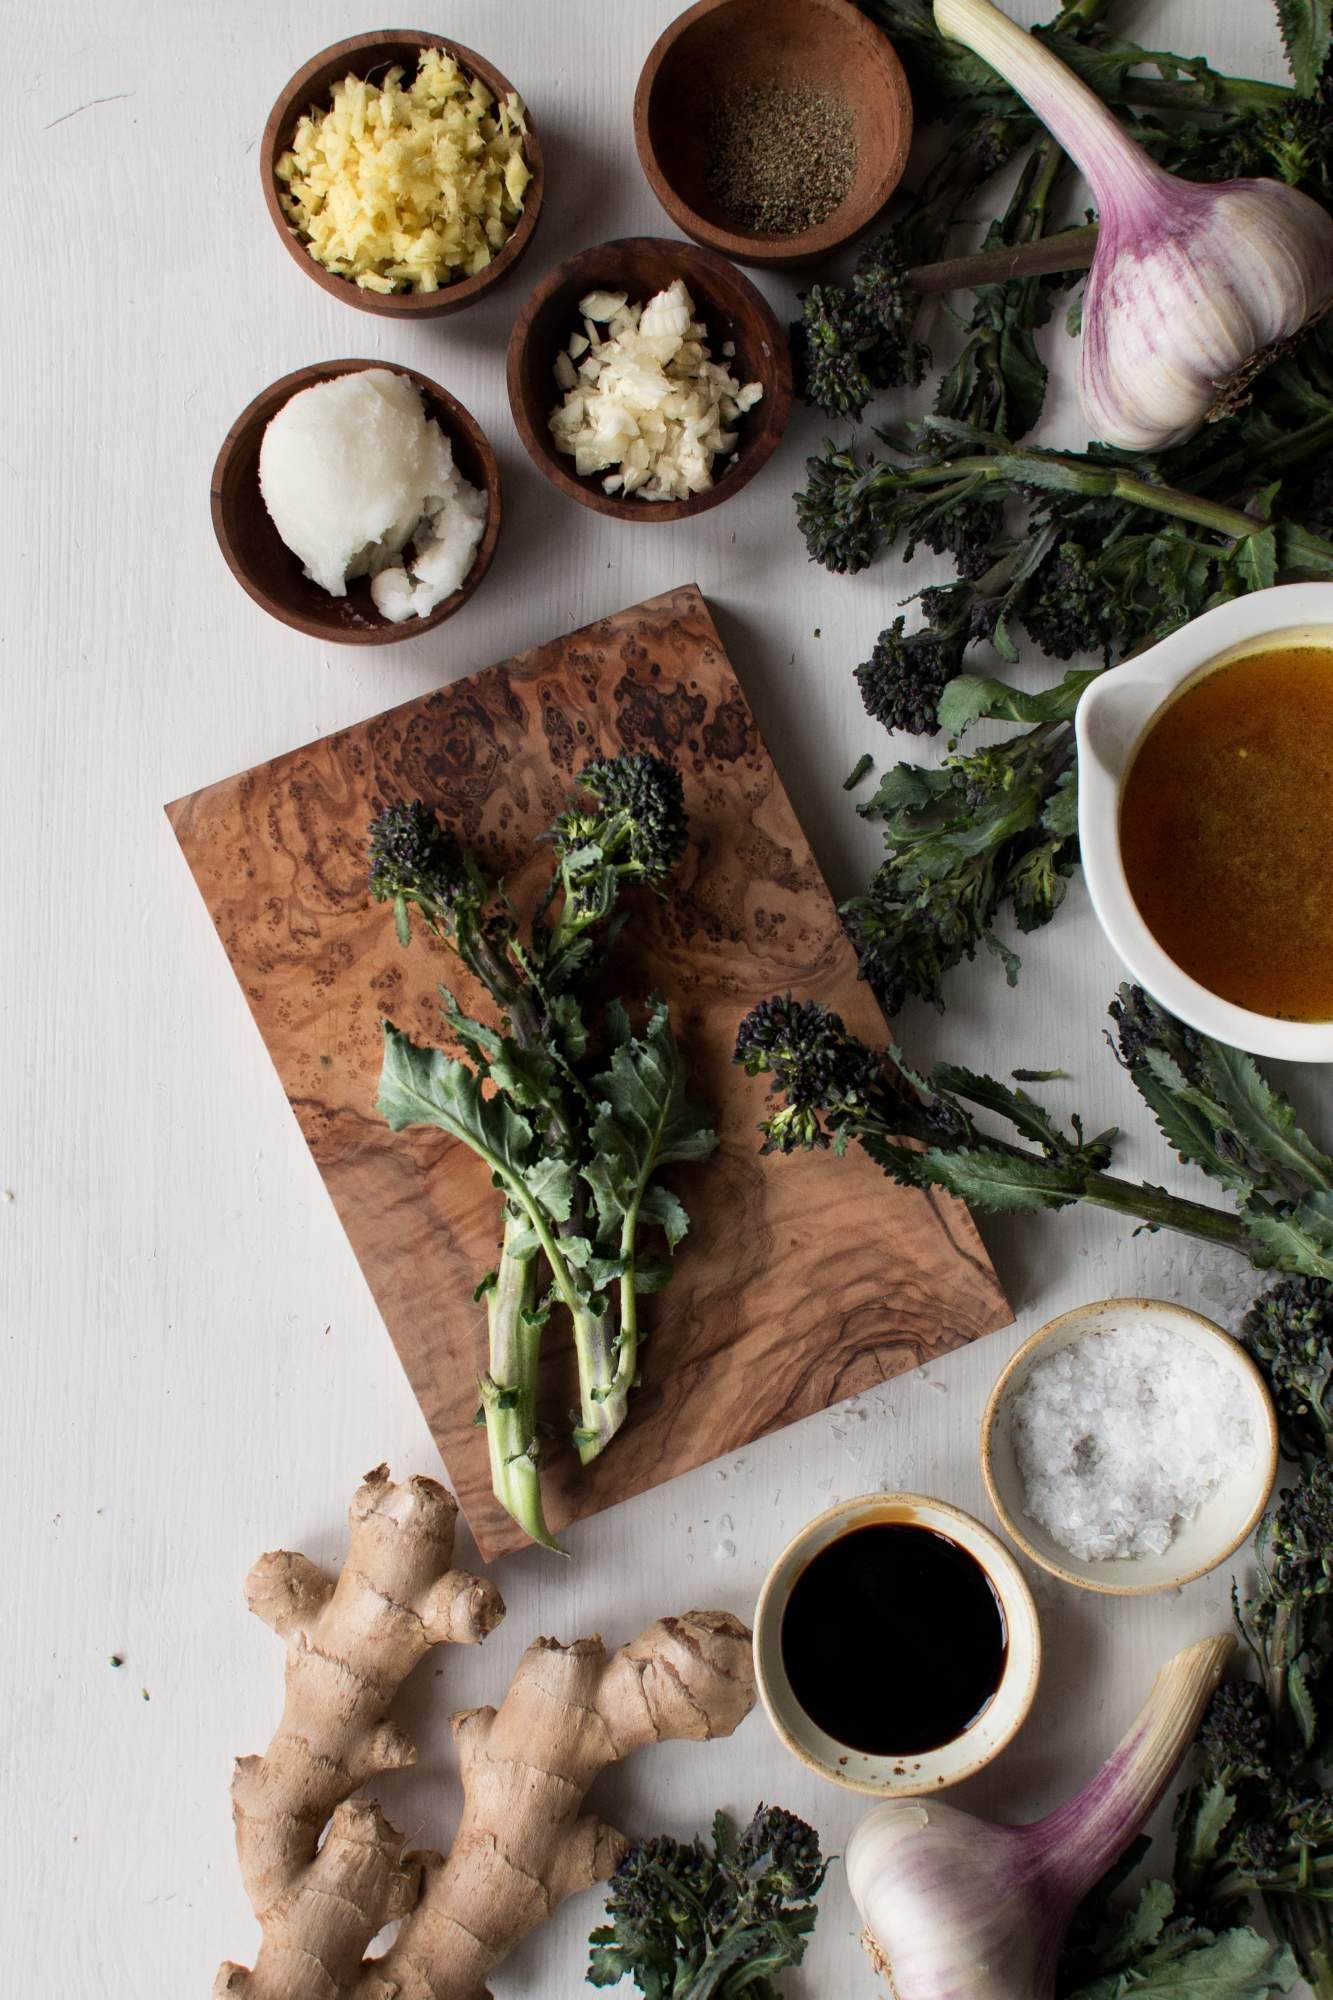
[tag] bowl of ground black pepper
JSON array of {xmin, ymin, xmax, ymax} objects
[{"xmin": 634, "ymin": 0, "xmax": 913, "ymax": 269}]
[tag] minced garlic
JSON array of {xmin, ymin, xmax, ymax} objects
[
  {"xmin": 548, "ymin": 281, "xmax": 763, "ymax": 502},
  {"xmin": 276, "ymin": 48, "xmax": 530, "ymax": 295}
]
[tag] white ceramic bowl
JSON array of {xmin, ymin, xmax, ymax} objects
[
  {"xmin": 752, "ymin": 1492, "xmax": 1041, "ymax": 1796},
  {"xmin": 1076, "ymin": 582, "xmax": 1333, "ymax": 1060},
  {"xmin": 982, "ymin": 1299, "xmax": 1278, "ymax": 1596}
]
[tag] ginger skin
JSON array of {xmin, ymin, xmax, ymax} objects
[
  {"xmin": 217, "ymin": 1473, "xmax": 756, "ymax": 2000},
  {"xmin": 216, "ymin": 1466, "xmax": 503, "ymax": 2000},
  {"xmin": 365, "ymin": 1609, "xmax": 756, "ymax": 2000}
]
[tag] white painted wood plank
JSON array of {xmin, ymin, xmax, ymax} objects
[{"xmin": 1, "ymin": 1, "xmax": 1319, "ymax": 1992}]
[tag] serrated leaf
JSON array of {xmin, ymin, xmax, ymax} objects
[
  {"xmin": 913, "ymin": 1143, "xmax": 1086, "ymax": 1213},
  {"xmin": 527, "ymin": 1156, "xmax": 574, "ymax": 1224},
  {"xmin": 1289, "ymin": 1655, "xmax": 1318, "ymax": 1749},
  {"xmin": 1234, "ymin": 525, "xmax": 1279, "ymax": 595},
  {"xmin": 1130, "ymin": 1056, "xmax": 1254, "ymax": 1196},
  {"xmin": 584, "ymin": 1004, "xmax": 718, "ymax": 1264},
  {"xmin": 1065, "ymin": 1925, "xmax": 1296, "ymax": 2000},
  {"xmin": 1278, "ymin": 0, "xmax": 1333, "ymax": 93},
  {"xmin": 639, "ymin": 1182, "xmax": 690, "ymax": 1249},
  {"xmin": 1243, "ymin": 1191, "xmax": 1333, "ymax": 1277},
  {"xmin": 1177, "ymin": 1780, "xmax": 1236, "ymax": 1873},
  {"xmin": 930, "ymin": 1063, "xmax": 1072, "ymax": 1154},
  {"xmin": 938, "ymin": 667, "xmax": 1099, "ymax": 735},
  {"xmin": 439, "ymin": 987, "xmax": 503, "ymax": 1063},
  {"xmin": 377, "ymin": 1024, "xmax": 534, "ymax": 1190},
  {"xmin": 1197, "ymin": 1040, "xmax": 1333, "ymax": 1194},
  {"xmin": 549, "ymin": 991, "xmax": 589, "ymax": 1060}
]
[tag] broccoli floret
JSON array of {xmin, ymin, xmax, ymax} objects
[
  {"xmin": 734, "ymin": 996, "xmax": 876, "ymax": 1151},
  {"xmin": 1196, "ymin": 1680, "xmax": 1274, "ymax": 1790},
  {"xmin": 544, "ymin": 753, "xmax": 689, "ymax": 981},
  {"xmin": 794, "ymin": 442, "xmax": 887, "ymax": 575},
  {"xmin": 793, "ymin": 235, "xmax": 930, "ymax": 420},
  {"xmin": 367, "ymin": 799, "xmax": 486, "ymax": 946},
  {"xmin": 560, "ymin": 752, "xmax": 688, "ymax": 885},
  {"xmin": 1021, "ymin": 541, "xmax": 1122, "ymax": 661},
  {"xmin": 1241, "ymin": 1276, "xmax": 1333, "ymax": 1463},
  {"xmin": 587, "ymin": 1805, "xmax": 827, "ymax": 1996},
  {"xmin": 855, "ymin": 616, "xmax": 957, "ymax": 736}
]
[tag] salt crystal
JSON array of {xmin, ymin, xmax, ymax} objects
[{"xmin": 1010, "ymin": 1322, "xmax": 1254, "ymax": 1562}]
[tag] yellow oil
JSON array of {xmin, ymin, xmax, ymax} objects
[{"xmin": 1120, "ymin": 643, "xmax": 1333, "ymax": 1022}]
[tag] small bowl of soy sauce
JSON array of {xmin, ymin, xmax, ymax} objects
[{"xmin": 753, "ymin": 1493, "xmax": 1041, "ymax": 1796}]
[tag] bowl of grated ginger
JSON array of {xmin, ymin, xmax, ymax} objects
[{"xmin": 261, "ymin": 31, "xmax": 545, "ymax": 319}]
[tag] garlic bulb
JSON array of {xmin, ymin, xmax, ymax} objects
[
  {"xmin": 847, "ymin": 1634, "xmax": 1233, "ymax": 2000},
  {"xmin": 934, "ymin": 0, "xmax": 1333, "ymax": 450}
]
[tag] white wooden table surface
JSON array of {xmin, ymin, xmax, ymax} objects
[{"xmin": 4, "ymin": 2, "xmax": 1319, "ymax": 1992}]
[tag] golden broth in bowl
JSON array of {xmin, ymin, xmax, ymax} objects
[{"xmin": 1120, "ymin": 641, "xmax": 1333, "ymax": 1021}]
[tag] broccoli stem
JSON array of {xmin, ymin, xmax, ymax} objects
[
  {"xmin": 1075, "ymin": 1169, "xmax": 1259, "ymax": 1252},
  {"xmin": 908, "ymin": 221, "xmax": 1097, "ymax": 293},
  {"xmin": 572, "ymin": 1306, "xmax": 622, "ymax": 1464},
  {"xmin": 479, "ymin": 1220, "xmax": 563, "ymax": 1554},
  {"xmin": 574, "ymin": 1203, "xmax": 647, "ymax": 1467}
]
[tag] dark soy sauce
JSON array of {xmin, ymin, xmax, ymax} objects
[{"xmin": 780, "ymin": 1523, "xmax": 1007, "ymax": 1756}]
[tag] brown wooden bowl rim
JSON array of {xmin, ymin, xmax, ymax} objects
[
  {"xmin": 209, "ymin": 358, "xmax": 503, "ymax": 646},
  {"xmin": 633, "ymin": 0, "xmax": 913, "ymax": 268},
  {"xmin": 504, "ymin": 235, "xmax": 793, "ymax": 524},
  {"xmin": 260, "ymin": 29, "xmax": 544, "ymax": 319}
]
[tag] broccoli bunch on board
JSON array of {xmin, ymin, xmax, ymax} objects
[
  {"xmin": 1241, "ymin": 1277, "xmax": 1333, "ymax": 1462},
  {"xmin": 369, "ymin": 753, "xmax": 715, "ymax": 1553},
  {"xmin": 587, "ymin": 1804, "xmax": 828, "ymax": 1999}
]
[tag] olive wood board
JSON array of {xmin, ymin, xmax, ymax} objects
[{"xmin": 166, "ymin": 584, "xmax": 1010, "ymax": 1557}]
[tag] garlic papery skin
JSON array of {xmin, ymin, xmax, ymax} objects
[
  {"xmin": 847, "ymin": 1633, "xmax": 1233, "ymax": 2000},
  {"xmin": 934, "ymin": 0, "xmax": 1333, "ymax": 451}
]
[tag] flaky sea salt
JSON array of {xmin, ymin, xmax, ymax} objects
[{"xmin": 1010, "ymin": 1323, "xmax": 1254, "ymax": 1561}]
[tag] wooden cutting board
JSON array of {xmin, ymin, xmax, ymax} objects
[{"xmin": 167, "ymin": 585, "xmax": 1010, "ymax": 1557}]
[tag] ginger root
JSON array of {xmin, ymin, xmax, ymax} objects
[
  {"xmin": 217, "ymin": 1472, "xmax": 757, "ymax": 2000},
  {"xmin": 216, "ymin": 1466, "xmax": 503, "ymax": 2000}
]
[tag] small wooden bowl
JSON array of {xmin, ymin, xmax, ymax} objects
[
  {"xmin": 261, "ymin": 31, "xmax": 544, "ymax": 320},
  {"xmin": 634, "ymin": 0, "xmax": 912, "ymax": 270},
  {"xmin": 982, "ymin": 1299, "xmax": 1278, "ymax": 1597},
  {"xmin": 210, "ymin": 360, "xmax": 502, "ymax": 646},
  {"xmin": 505, "ymin": 236, "xmax": 793, "ymax": 524}
]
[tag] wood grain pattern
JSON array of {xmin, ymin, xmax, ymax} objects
[{"xmin": 166, "ymin": 584, "xmax": 1009, "ymax": 1557}]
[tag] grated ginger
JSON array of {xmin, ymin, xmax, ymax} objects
[{"xmin": 276, "ymin": 48, "xmax": 530, "ymax": 295}]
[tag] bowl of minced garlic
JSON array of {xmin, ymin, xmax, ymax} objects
[{"xmin": 261, "ymin": 31, "xmax": 543, "ymax": 319}]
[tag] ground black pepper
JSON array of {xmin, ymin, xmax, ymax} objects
[{"xmin": 705, "ymin": 84, "xmax": 857, "ymax": 236}]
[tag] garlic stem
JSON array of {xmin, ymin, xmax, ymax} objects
[
  {"xmin": 1032, "ymin": 1632, "xmax": 1234, "ymax": 1904},
  {"xmin": 847, "ymin": 1634, "xmax": 1236, "ymax": 2000},
  {"xmin": 935, "ymin": 0, "xmax": 1161, "ymax": 213}
]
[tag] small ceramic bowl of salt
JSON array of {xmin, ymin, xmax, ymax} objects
[{"xmin": 982, "ymin": 1298, "xmax": 1278, "ymax": 1595}]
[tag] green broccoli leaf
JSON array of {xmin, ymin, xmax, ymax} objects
[
  {"xmin": 1064, "ymin": 1925, "xmax": 1295, "ymax": 1999},
  {"xmin": 377, "ymin": 1024, "xmax": 535, "ymax": 1190},
  {"xmin": 584, "ymin": 1003, "xmax": 717, "ymax": 1255},
  {"xmin": 899, "ymin": 1141, "xmax": 1086, "ymax": 1213},
  {"xmin": 1277, "ymin": 0, "xmax": 1333, "ymax": 94}
]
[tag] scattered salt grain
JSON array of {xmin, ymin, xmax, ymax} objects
[
  {"xmin": 1010, "ymin": 1322, "xmax": 1254, "ymax": 1561},
  {"xmin": 258, "ymin": 368, "xmax": 486, "ymax": 622}
]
